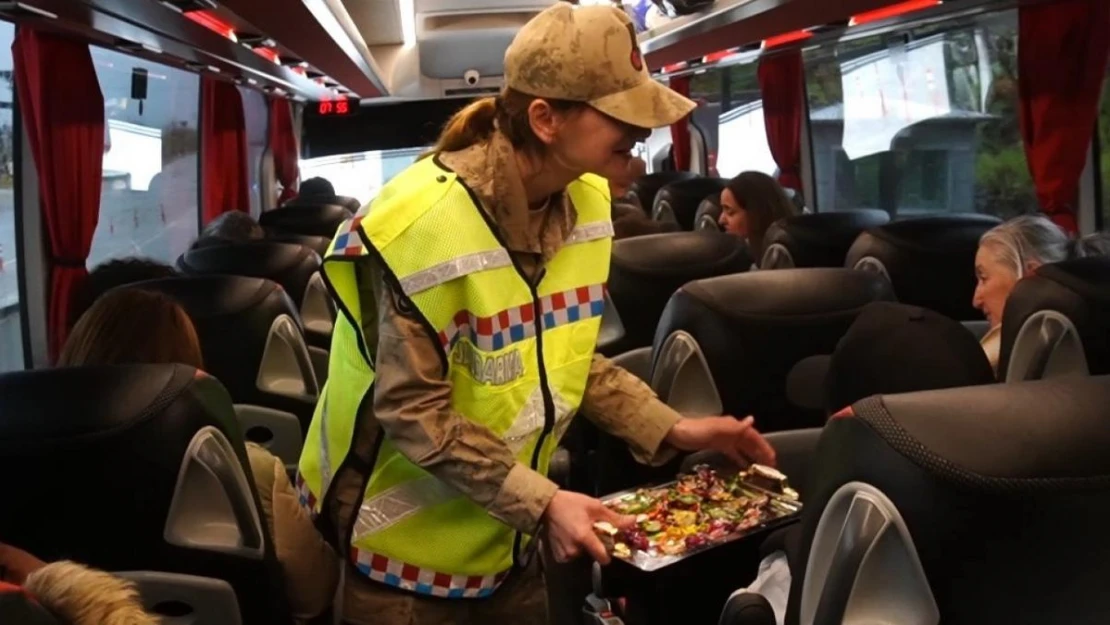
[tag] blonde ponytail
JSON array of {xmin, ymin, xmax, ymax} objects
[{"xmin": 426, "ymin": 97, "xmax": 498, "ymax": 156}]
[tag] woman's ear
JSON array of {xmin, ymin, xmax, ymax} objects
[
  {"xmin": 527, "ymin": 99, "xmax": 560, "ymax": 146},
  {"xmin": 1025, "ymin": 260, "xmax": 1043, "ymax": 276}
]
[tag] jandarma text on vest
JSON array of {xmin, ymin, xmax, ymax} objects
[{"xmin": 451, "ymin": 342, "xmax": 526, "ymax": 386}]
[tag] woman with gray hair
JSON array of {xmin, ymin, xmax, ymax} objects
[{"xmin": 973, "ymin": 214, "xmax": 1070, "ymax": 372}]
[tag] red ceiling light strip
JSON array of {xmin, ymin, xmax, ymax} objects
[
  {"xmin": 184, "ymin": 10, "xmax": 237, "ymax": 42},
  {"xmin": 662, "ymin": 62, "xmax": 688, "ymax": 73},
  {"xmin": 253, "ymin": 47, "xmax": 280, "ymax": 65},
  {"xmin": 849, "ymin": 0, "xmax": 941, "ymax": 26},
  {"xmin": 762, "ymin": 29, "xmax": 812, "ymax": 49},
  {"xmin": 703, "ymin": 49, "xmax": 734, "ymax": 64}
]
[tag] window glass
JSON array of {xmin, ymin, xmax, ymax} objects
[
  {"xmin": 0, "ymin": 21, "xmax": 20, "ymax": 371},
  {"xmin": 299, "ymin": 147, "xmax": 424, "ymax": 206},
  {"xmin": 87, "ymin": 46, "xmax": 200, "ymax": 267},
  {"xmin": 1100, "ymin": 65, "xmax": 1110, "ymax": 228},
  {"xmin": 240, "ymin": 87, "xmax": 268, "ymax": 218},
  {"xmin": 690, "ymin": 61, "xmax": 777, "ymax": 179},
  {"xmin": 804, "ymin": 10, "xmax": 1035, "ymax": 218}
]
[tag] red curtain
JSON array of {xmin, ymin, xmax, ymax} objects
[
  {"xmin": 758, "ymin": 50, "xmax": 805, "ymax": 192},
  {"xmin": 269, "ymin": 97, "xmax": 299, "ymax": 206},
  {"xmin": 668, "ymin": 76, "xmax": 692, "ymax": 172},
  {"xmin": 1018, "ymin": 0, "xmax": 1110, "ymax": 235},
  {"xmin": 12, "ymin": 29, "xmax": 105, "ymax": 362},
  {"xmin": 200, "ymin": 75, "xmax": 249, "ymax": 224}
]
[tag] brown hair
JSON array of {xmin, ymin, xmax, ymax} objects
[
  {"xmin": 427, "ymin": 89, "xmax": 586, "ymax": 156},
  {"xmin": 725, "ymin": 171, "xmax": 798, "ymax": 260},
  {"xmin": 58, "ymin": 288, "xmax": 205, "ymax": 370}
]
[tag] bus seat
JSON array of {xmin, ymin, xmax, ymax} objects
[
  {"xmin": 136, "ymin": 275, "xmax": 316, "ymax": 466},
  {"xmin": 267, "ymin": 232, "xmax": 332, "ymax": 257},
  {"xmin": 259, "ymin": 202, "xmax": 352, "ymax": 239},
  {"xmin": 695, "ymin": 194, "xmax": 723, "ymax": 231},
  {"xmin": 628, "ymin": 171, "xmax": 700, "ymax": 215},
  {"xmin": 654, "ymin": 268, "xmax": 894, "ymax": 432},
  {"xmin": 118, "ymin": 571, "xmax": 242, "ymax": 625},
  {"xmin": 780, "ymin": 375, "xmax": 1110, "ymax": 625},
  {"xmin": 602, "ymin": 231, "xmax": 751, "ymax": 357},
  {"xmin": 288, "ymin": 194, "xmax": 360, "ymax": 213},
  {"xmin": 1000, "ymin": 256, "xmax": 1110, "ymax": 382},
  {"xmin": 761, "ymin": 210, "xmax": 890, "ymax": 270},
  {"xmin": 652, "ymin": 177, "xmax": 728, "ymax": 230},
  {"xmin": 177, "ymin": 241, "xmax": 335, "ymax": 358},
  {"xmin": 0, "ymin": 364, "xmax": 292, "ymax": 625},
  {"xmin": 593, "ymin": 268, "xmax": 893, "ymax": 495},
  {"xmin": 844, "ymin": 214, "xmax": 1000, "ymax": 321}
]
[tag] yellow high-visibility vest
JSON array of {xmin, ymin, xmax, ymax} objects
[{"xmin": 297, "ymin": 155, "xmax": 612, "ymax": 598}]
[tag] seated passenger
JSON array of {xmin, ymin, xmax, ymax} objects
[
  {"xmin": 0, "ymin": 542, "xmax": 157, "ymax": 625},
  {"xmin": 973, "ymin": 215, "xmax": 1069, "ymax": 373},
  {"xmin": 58, "ymin": 288, "xmax": 337, "ymax": 624},
  {"xmin": 610, "ymin": 157, "xmax": 680, "ymax": 239},
  {"xmin": 70, "ymin": 258, "xmax": 177, "ymax": 328},
  {"xmin": 296, "ymin": 176, "xmax": 336, "ymax": 199},
  {"xmin": 1068, "ymin": 230, "xmax": 1110, "ymax": 259},
  {"xmin": 718, "ymin": 171, "xmax": 797, "ymax": 267},
  {"xmin": 191, "ymin": 211, "xmax": 265, "ymax": 250}
]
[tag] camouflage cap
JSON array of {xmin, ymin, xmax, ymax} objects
[{"xmin": 504, "ymin": 3, "xmax": 696, "ymax": 129}]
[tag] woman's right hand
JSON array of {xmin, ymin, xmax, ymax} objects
[{"xmin": 542, "ymin": 490, "xmax": 633, "ymax": 565}]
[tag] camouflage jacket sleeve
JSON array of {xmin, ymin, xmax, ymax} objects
[
  {"xmin": 368, "ymin": 273, "xmax": 559, "ymax": 535},
  {"xmin": 580, "ymin": 355, "xmax": 681, "ymax": 466}
]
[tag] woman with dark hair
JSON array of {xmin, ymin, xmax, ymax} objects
[{"xmin": 718, "ymin": 171, "xmax": 797, "ymax": 266}]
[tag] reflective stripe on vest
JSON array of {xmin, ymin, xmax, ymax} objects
[{"xmin": 297, "ymin": 155, "xmax": 612, "ymax": 597}]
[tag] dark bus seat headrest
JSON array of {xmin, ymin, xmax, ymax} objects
[
  {"xmin": 654, "ymin": 268, "xmax": 895, "ymax": 431},
  {"xmin": 762, "ymin": 209, "xmax": 890, "ymax": 269},
  {"xmin": 604, "ymin": 231, "xmax": 751, "ymax": 356},
  {"xmin": 259, "ymin": 203, "xmax": 353, "ymax": 238},
  {"xmin": 652, "ymin": 177, "xmax": 728, "ymax": 230},
  {"xmin": 629, "ymin": 171, "xmax": 700, "ymax": 214},
  {"xmin": 178, "ymin": 241, "xmax": 321, "ymax": 309},
  {"xmin": 1000, "ymin": 256, "xmax": 1110, "ymax": 380},
  {"xmin": 845, "ymin": 214, "xmax": 1001, "ymax": 321}
]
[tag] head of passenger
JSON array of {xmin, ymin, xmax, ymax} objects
[
  {"xmin": 192, "ymin": 211, "xmax": 264, "ymax": 249},
  {"xmin": 972, "ymin": 215, "xmax": 1069, "ymax": 329},
  {"xmin": 609, "ymin": 156, "xmax": 647, "ymax": 202},
  {"xmin": 718, "ymin": 171, "xmax": 797, "ymax": 262},
  {"xmin": 1068, "ymin": 230, "xmax": 1110, "ymax": 259},
  {"xmin": 297, "ymin": 176, "xmax": 336, "ymax": 199},
  {"xmin": 426, "ymin": 4, "xmax": 694, "ymax": 196},
  {"xmin": 70, "ymin": 257, "xmax": 177, "ymax": 328},
  {"xmin": 58, "ymin": 288, "xmax": 204, "ymax": 370}
]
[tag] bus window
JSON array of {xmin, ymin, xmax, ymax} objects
[
  {"xmin": 0, "ymin": 20, "xmax": 19, "ymax": 372},
  {"xmin": 299, "ymin": 147, "xmax": 425, "ymax": 207},
  {"xmin": 804, "ymin": 10, "xmax": 1034, "ymax": 219},
  {"xmin": 690, "ymin": 61, "xmax": 777, "ymax": 179},
  {"xmin": 1100, "ymin": 65, "xmax": 1109, "ymax": 228},
  {"xmin": 241, "ymin": 86, "xmax": 269, "ymax": 218},
  {"xmin": 86, "ymin": 45, "xmax": 200, "ymax": 268}
]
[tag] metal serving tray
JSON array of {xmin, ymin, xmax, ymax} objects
[{"xmin": 599, "ymin": 472, "xmax": 803, "ymax": 572}]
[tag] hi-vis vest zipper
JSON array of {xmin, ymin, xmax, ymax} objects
[{"xmin": 297, "ymin": 155, "xmax": 613, "ymax": 599}]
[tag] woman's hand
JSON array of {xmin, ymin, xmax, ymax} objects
[
  {"xmin": 0, "ymin": 542, "xmax": 47, "ymax": 584},
  {"xmin": 665, "ymin": 416, "xmax": 777, "ymax": 468},
  {"xmin": 542, "ymin": 490, "xmax": 634, "ymax": 565}
]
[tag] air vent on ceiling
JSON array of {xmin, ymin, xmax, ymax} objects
[{"xmin": 160, "ymin": 0, "xmax": 217, "ymax": 11}]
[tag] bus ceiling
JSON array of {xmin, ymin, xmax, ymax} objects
[{"xmin": 0, "ymin": 0, "xmax": 1029, "ymax": 105}]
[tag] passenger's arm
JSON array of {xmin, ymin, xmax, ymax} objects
[
  {"xmin": 580, "ymin": 354, "xmax": 683, "ymax": 467},
  {"xmin": 370, "ymin": 279, "xmax": 558, "ymax": 534}
]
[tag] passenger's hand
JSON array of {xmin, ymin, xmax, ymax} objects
[
  {"xmin": 665, "ymin": 416, "xmax": 777, "ymax": 468},
  {"xmin": 0, "ymin": 542, "xmax": 47, "ymax": 584},
  {"xmin": 543, "ymin": 490, "xmax": 634, "ymax": 565}
]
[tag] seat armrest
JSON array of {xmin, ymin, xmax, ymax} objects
[
  {"xmin": 116, "ymin": 571, "xmax": 242, "ymax": 625},
  {"xmin": 234, "ymin": 404, "xmax": 305, "ymax": 466}
]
